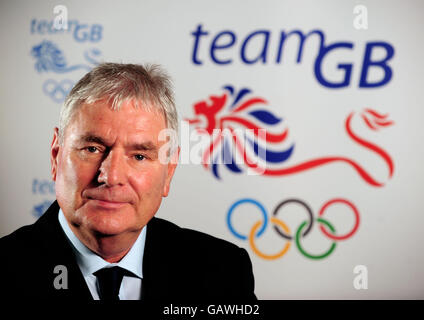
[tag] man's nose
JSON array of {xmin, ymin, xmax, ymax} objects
[{"xmin": 97, "ymin": 151, "xmax": 127, "ymax": 186}]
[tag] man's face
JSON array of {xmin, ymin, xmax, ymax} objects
[{"xmin": 51, "ymin": 100, "xmax": 178, "ymax": 241}]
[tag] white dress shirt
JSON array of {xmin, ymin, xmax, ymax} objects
[{"xmin": 58, "ymin": 209, "xmax": 146, "ymax": 300}]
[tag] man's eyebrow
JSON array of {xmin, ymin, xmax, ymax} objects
[
  {"xmin": 130, "ymin": 141, "xmax": 157, "ymax": 152},
  {"xmin": 78, "ymin": 134, "xmax": 108, "ymax": 145},
  {"xmin": 77, "ymin": 134, "xmax": 157, "ymax": 151}
]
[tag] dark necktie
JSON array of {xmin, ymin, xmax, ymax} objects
[{"xmin": 94, "ymin": 266, "xmax": 131, "ymax": 301}]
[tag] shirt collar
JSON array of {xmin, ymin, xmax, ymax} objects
[{"xmin": 58, "ymin": 208, "xmax": 146, "ymax": 279}]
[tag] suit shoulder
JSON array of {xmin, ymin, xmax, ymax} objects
[
  {"xmin": 0, "ymin": 223, "xmax": 37, "ymax": 250},
  {"xmin": 0, "ymin": 223, "xmax": 43, "ymax": 267},
  {"xmin": 149, "ymin": 217, "xmax": 256, "ymax": 299},
  {"xmin": 0, "ymin": 202, "xmax": 58, "ymax": 249}
]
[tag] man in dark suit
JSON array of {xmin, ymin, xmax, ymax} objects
[{"xmin": 0, "ymin": 63, "xmax": 256, "ymax": 300}]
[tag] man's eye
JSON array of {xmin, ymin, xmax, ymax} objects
[
  {"xmin": 86, "ymin": 146, "xmax": 98, "ymax": 153},
  {"xmin": 134, "ymin": 154, "xmax": 145, "ymax": 161}
]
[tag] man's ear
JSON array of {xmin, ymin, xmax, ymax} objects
[
  {"xmin": 163, "ymin": 146, "xmax": 180, "ymax": 197},
  {"xmin": 51, "ymin": 127, "xmax": 60, "ymax": 181}
]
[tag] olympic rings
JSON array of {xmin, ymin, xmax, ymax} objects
[
  {"xmin": 227, "ymin": 198, "xmax": 268, "ymax": 240},
  {"xmin": 249, "ymin": 217, "xmax": 291, "ymax": 260},
  {"xmin": 318, "ymin": 198, "xmax": 360, "ymax": 241},
  {"xmin": 226, "ymin": 197, "xmax": 360, "ymax": 260},
  {"xmin": 43, "ymin": 79, "xmax": 74, "ymax": 103}
]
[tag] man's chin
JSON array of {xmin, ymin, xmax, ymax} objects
[
  {"xmin": 91, "ymin": 228, "xmax": 127, "ymax": 238},
  {"xmin": 72, "ymin": 206, "xmax": 145, "ymax": 243},
  {"xmin": 79, "ymin": 213, "xmax": 132, "ymax": 237},
  {"xmin": 87, "ymin": 220, "xmax": 133, "ymax": 238}
]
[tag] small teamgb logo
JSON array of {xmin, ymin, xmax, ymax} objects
[
  {"xmin": 30, "ymin": 40, "xmax": 102, "ymax": 103},
  {"xmin": 227, "ymin": 198, "xmax": 360, "ymax": 260},
  {"xmin": 185, "ymin": 86, "xmax": 395, "ymax": 186},
  {"xmin": 42, "ymin": 79, "xmax": 74, "ymax": 103},
  {"xmin": 31, "ymin": 40, "xmax": 100, "ymax": 73}
]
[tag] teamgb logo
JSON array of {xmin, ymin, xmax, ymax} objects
[
  {"xmin": 30, "ymin": 18, "xmax": 103, "ymax": 103},
  {"xmin": 227, "ymin": 198, "xmax": 360, "ymax": 260},
  {"xmin": 31, "ymin": 40, "xmax": 100, "ymax": 74},
  {"xmin": 185, "ymin": 85, "xmax": 294, "ymax": 179},
  {"xmin": 186, "ymin": 86, "xmax": 395, "ymax": 186},
  {"xmin": 31, "ymin": 178, "xmax": 55, "ymax": 218},
  {"xmin": 31, "ymin": 40, "xmax": 102, "ymax": 103}
]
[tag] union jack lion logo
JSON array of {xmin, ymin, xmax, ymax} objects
[{"xmin": 185, "ymin": 85, "xmax": 394, "ymax": 187}]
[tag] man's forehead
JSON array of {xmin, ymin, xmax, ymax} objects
[
  {"xmin": 79, "ymin": 98, "xmax": 164, "ymax": 117},
  {"xmin": 71, "ymin": 100, "xmax": 166, "ymax": 127},
  {"xmin": 65, "ymin": 104, "xmax": 166, "ymax": 142}
]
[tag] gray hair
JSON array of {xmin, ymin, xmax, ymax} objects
[{"xmin": 59, "ymin": 62, "xmax": 179, "ymax": 151}]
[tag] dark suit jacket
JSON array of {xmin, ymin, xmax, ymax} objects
[{"xmin": 0, "ymin": 201, "xmax": 256, "ymax": 300}]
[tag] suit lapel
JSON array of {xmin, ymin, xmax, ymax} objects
[
  {"xmin": 35, "ymin": 201, "xmax": 93, "ymax": 300},
  {"xmin": 142, "ymin": 217, "xmax": 176, "ymax": 300}
]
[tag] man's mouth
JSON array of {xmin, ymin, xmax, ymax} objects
[{"xmin": 87, "ymin": 197, "xmax": 128, "ymax": 209}]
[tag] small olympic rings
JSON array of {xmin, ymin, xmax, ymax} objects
[
  {"xmin": 43, "ymin": 79, "xmax": 74, "ymax": 103},
  {"xmin": 226, "ymin": 197, "xmax": 360, "ymax": 260}
]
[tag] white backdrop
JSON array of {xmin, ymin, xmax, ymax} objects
[{"xmin": 1, "ymin": 0, "xmax": 423, "ymax": 299}]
